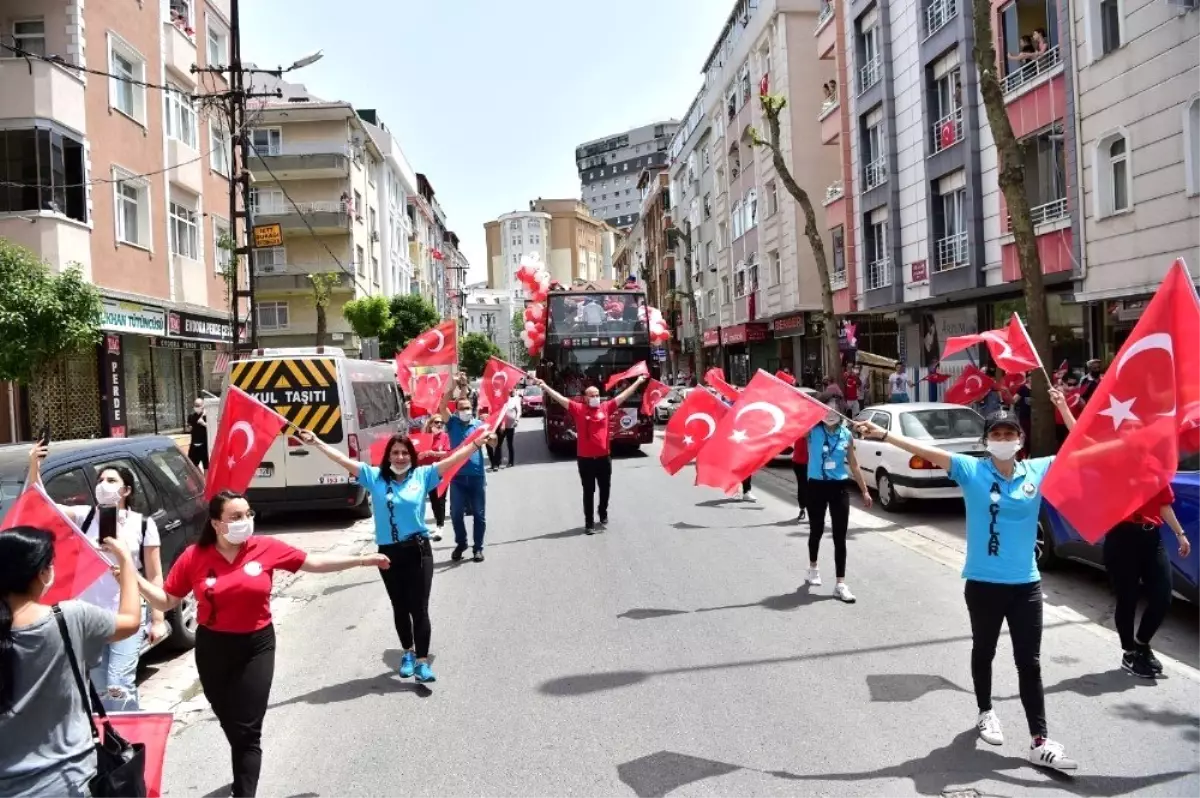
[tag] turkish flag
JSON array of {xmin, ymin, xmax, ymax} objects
[
  {"xmin": 481, "ymin": 356, "xmax": 525, "ymax": 406},
  {"xmin": 1053, "ymin": 359, "xmax": 1070, "ymax": 381},
  {"xmin": 2, "ymin": 484, "xmax": 117, "ymax": 608},
  {"xmin": 605, "ymin": 360, "xmax": 649, "ymax": 390},
  {"xmin": 396, "ymin": 360, "xmax": 413, "ymax": 395},
  {"xmin": 640, "ymin": 378, "xmax": 670, "ymax": 416},
  {"xmin": 660, "ymin": 387, "xmax": 729, "ymax": 475},
  {"xmin": 1043, "ymin": 259, "xmax": 1200, "ymax": 541},
  {"xmin": 774, "ymin": 370, "xmax": 796, "ymax": 385},
  {"xmin": 397, "ymin": 320, "xmax": 457, "ymax": 368},
  {"xmin": 703, "ymin": 367, "xmax": 740, "ymax": 403},
  {"xmin": 943, "ymin": 365, "xmax": 995, "ymax": 405},
  {"xmin": 998, "ymin": 371, "xmax": 1026, "ymax": 402},
  {"xmin": 941, "ymin": 313, "xmax": 1042, "ymax": 374},
  {"xmin": 694, "ymin": 370, "xmax": 829, "ymax": 492},
  {"xmin": 411, "ymin": 370, "xmax": 450, "ymax": 413},
  {"xmin": 922, "ymin": 367, "xmax": 951, "ymax": 384},
  {"xmin": 206, "ymin": 387, "xmax": 287, "ymax": 499},
  {"xmin": 435, "ymin": 425, "xmax": 489, "ymax": 497},
  {"xmin": 98, "ymin": 712, "xmax": 172, "ymax": 797},
  {"xmin": 1054, "ymin": 385, "xmax": 1084, "ymax": 425}
]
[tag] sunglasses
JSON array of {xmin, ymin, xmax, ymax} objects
[{"xmin": 432, "ymin": 421, "xmax": 444, "ymax": 426}]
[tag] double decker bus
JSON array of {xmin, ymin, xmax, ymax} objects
[{"xmin": 536, "ymin": 281, "xmax": 658, "ymax": 455}]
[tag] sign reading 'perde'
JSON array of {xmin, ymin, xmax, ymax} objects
[{"xmin": 229, "ymin": 358, "xmax": 343, "ymax": 440}]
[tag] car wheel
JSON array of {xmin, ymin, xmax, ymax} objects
[
  {"xmin": 166, "ymin": 594, "xmax": 198, "ymax": 651},
  {"xmin": 876, "ymin": 471, "xmax": 905, "ymax": 512},
  {"xmin": 352, "ymin": 491, "xmax": 373, "ymax": 519},
  {"xmin": 1036, "ymin": 512, "xmax": 1061, "ymax": 570}
]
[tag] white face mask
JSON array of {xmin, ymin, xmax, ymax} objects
[
  {"xmin": 457, "ymin": 410, "xmax": 472, "ymax": 422},
  {"xmin": 587, "ymin": 396, "xmax": 602, "ymax": 408},
  {"xmin": 223, "ymin": 518, "xmax": 254, "ymax": 545},
  {"xmin": 95, "ymin": 482, "xmax": 123, "ymax": 507},
  {"xmin": 390, "ymin": 461, "xmax": 411, "ymax": 477},
  {"xmin": 986, "ymin": 439, "xmax": 1022, "ymax": 461}
]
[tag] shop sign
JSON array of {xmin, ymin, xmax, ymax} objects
[
  {"xmin": 100, "ymin": 334, "xmax": 126, "ymax": 438},
  {"xmin": 101, "ymin": 300, "xmax": 166, "ymax": 336},
  {"xmin": 166, "ymin": 311, "xmax": 242, "ymax": 343},
  {"xmin": 720, "ymin": 323, "xmax": 768, "ymax": 345},
  {"xmin": 702, "ymin": 328, "xmax": 721, "ymax": 348},
  {"xmin": 770, "ymin": 314, "xmax": 806, "ymax": 337},
  {"xmin": 150, "ymin": 337, "xmax": 217, "ymax": 351},
  {"xmin": 253, "ymin": 223, "xmax": 283, "ymax": 248},
  {"xmin": 911, "ymin": 260, "xmax": 928, "ymax": 282}
]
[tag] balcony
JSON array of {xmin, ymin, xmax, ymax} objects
[
  {"xmin": 820, "ymin": 101, "xmax": 841, "ymax": 144},
  {"xmin": 816, "ymin": 2, "xmax": 837, "ymax": 58},
  {"xmin": 1002, "ymin": 45, "xmax": 1061, "ymax": 96},
  {"xmin": 0, "ymin": 59, "xmax": 86, "ymax": 134},
  {"xmin": 0, "ymin": 214, "xmax": 91, "ymax": 277},
  {"xmin": 1006, "ymin": 197, "xmax": 1068, "ymax": 230},
  {"xmin": 934, "ymin": 232, "xmax": 968, "ymax": 272},
  {"xmin": 247, "ymin": 142, "xmax": 353, "ymax": 181},
  {"xmin": 931, "ymin": 108, "xmax": 963, "ymax": 154},
  {"xmin": 823, "ymin": 179, "xmax": 845, "ymax": 205},
  {"xmin": 859, "ymin": 56, "xmax": 881, "ymax": 95},
  {"xmin": 254, "ymin": 260, "xmax": 356, "ymax": 293},
  {"xmin": 162, "ymin": 20, "xmax": 197, "ymax": 82},
  {"xmin": 866, "ymin": 258, "xmax": 892, "ymax": 290},
  {"xmin": 924, "ymin": 0, "xmax": 956, "ymax": 38},
  {"xmin": 816, "ymin": 1, "xmax": 835, "ymax": 32},
  {"xmin": 172, "ymin": 254, "xmax": 208, "ymax": 306},
  {"xmin": 251, "ymin": 200, "xmax": 353, "ymax": 234},
  {"xmin": 830, "ymin": 268, "xmax": 849, "ymax": 290},
  {"xmin": 167, "ymin": 138, "xmax": 203, "ymax": 193},
  {"xmin": 863, "ymin": 156, "xmax": 888, "ymax": 191}
]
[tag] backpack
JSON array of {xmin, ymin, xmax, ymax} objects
[{"xmin": 81, "ymin": 508, "xmax": 148, "ymax": 573}]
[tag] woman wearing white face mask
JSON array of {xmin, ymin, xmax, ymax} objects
[
  {"xmin": 853, "ymin": 388, "xmax": 1080, "ymax": 773},
  {"xmin": 135, "ymin": 490, "xmax": 389, "ymax": 797}
]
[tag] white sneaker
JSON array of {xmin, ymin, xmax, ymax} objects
[
  {"xmin": 805, "ymin": 568, "xmax": 822, "ymax": 587},
  {"xmin": 742, "ymin": 491, "xmax": 757, "ymax": 502},
  {"xmin": 977, "ymin": 710, "xmax": 1003, "ymax": 746},
  {"xmin": 1028, "ymin": 738, "xmax": 1078, "ymax": 771},
  {"xmin": 834, "ymin": 583, "xmax": 856, "ymax": 603}
]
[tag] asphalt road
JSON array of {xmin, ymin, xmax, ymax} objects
[{"xmin": 159, "ymin": 419, "xmax": 1200, "ymax": 797}]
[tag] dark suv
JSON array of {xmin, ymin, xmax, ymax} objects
[{"xmin": 0, "ymin": 437, "xmax": 207, "ymax": 652}]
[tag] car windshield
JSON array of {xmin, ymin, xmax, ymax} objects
[
  {"xmin": 547, "ymin": 293, "xmax": 647, "ymax": 339},
  {"xmin": 899, "ymin": 408, "xmax": 984, "ymax": 440},
  {"xmin": 523, "ymin": 386, "xmax": 542, "ymax": 397}
]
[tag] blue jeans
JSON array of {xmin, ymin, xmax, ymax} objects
[
  {"xmin": 451, "ymin": 474, "xmax": 487, "ymax": 551},
  {"xmin": 890, "ymin": 393, "xmax": 910, "ymax": 403},
  {"xmin": 90, "ymin": 603, "xmax": 147, "ymax": 711}
]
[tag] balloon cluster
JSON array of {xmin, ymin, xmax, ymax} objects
[
  {"xmin": 640, "ymin": 305, "xmax": 672, "ymax": 346},
  {"xmin": 516, "ymin": 253, "xmax": 551, "ymax": 358}
]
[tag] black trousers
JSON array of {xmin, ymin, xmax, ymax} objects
[
  {"xmin": 195, "ymin": 625, "xmax": 276, "ymax": 797},
  {"xmin": 427, "ymin": 488, "xmax": 446, "ymax": 528},
  {"xmin": 497, "ymin": 427, "xmax": 516, "ymax": 465},
  {"xmin": 577, "ymin": 455, "xmax": 612, "ymax": 528},
  {"xmin": 742, "ymin": 476, "xmax": 752, "ymax": 492},
  {"xmin": 964, "ymin": 580, "xmax": 1047, "ymax": 738},
  {"xmin": 486, "ymin": 441, "xmax": 501, "ymax": 469},
  {"xmin": 1103, "ymin": 522, "xmax": 1173, "ymax": 651},
  {"xmin": 807, "ymin": 479, "xmax": 850, "ymax": 577},
  {"xmin": 189, "ymin": 444, "xmax": 208, "ymax": 471},
  {"xmin": 378, "ymin": 538, "xmax": 434, "ymax": 658},
  {"xmin": 792, "ymin": 463, "xmax": 808, "ymax": 511}
]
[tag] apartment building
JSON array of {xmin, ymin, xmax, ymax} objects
[
  {"xmin": 575, "ymin": 121, "xmax": 679, "ymax": 229},
  {"xmin": 0, "ymin": 0, "xmax": 241, "ymax": 441},
  {"xmin": 359, "ymin": 110, "xmax": 417, "ymax": 298},
  {"xmin": 463, "ymin": 286, "xmax": 515, "ymax": 362},
  {"xmin": 1069, "ymin": 0, "xmax": 1200, "ymax": 360},
  {"xmin": 485, "ymin": 200, "xmax": 607, "ymax": 293},
  {"xmin": 442, "ymin": 230, "xmax": 469, "ymax": 323}
]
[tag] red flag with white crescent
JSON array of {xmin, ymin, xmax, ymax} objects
[
  {"xmin": 943, "ymin": 365, "xmax": 995, "ymax": 406},
  {"xmin": 640, "ymin": 378, "xmax": 670, "ymax": 417},
  {"xmin": 411, "ymin": 370, "xmax": 450, "ymax": 413},
  {"xmin": 205, "ymin": 387, "xmax": 287, "ymax": 499},
  {"xmin": 397, "ymin": 320, "xmax": 457, "ymax": 368},
  {"xmin": 941, "ymin": 314, "xmax": 1042, "ymax": 374},
  {"xmin": 660, "ymin": 388, "xmax": 729, "ymax": 475},
  {"xmin": 703, "ymin": 367, "xmax": 739, "ymax": 403},
  {"xmin": 605, "ymin": 360, "xmax": 649, "ymax": 391},
  {"xmin": 481, "ymin": 357, "xmax": 526, "ymax": 406}
]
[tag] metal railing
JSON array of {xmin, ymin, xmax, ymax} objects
[
  {"xmin": 252, "ymin": 199, "xmax": 349, "ymax": 216},
  {"xmin": 255, "ymin": 259, "xmax": 352, "ymax": 276},
  {"xmin": 934, "ymin": 232, "xmax": 968, "ymax": 272},
  {"xmin": 1002, "ymin": 45, "xmax": 1061, "ymax": 95},
  {"xmin": 931, "ymin": 108, "xmax": 963, "ymax": 154},
  {"xmin": 863, "ymin": 156, "xmax": 888, "ymax": 191},
  {"xmin": 1005, "ymin": 197, "xmax": 1068, "ymax": 229},
  {"xmin": 830, "ymin": 269, "xmax": 848, "ymax": 289},
  {"xmin": 824, "ymin": 179, "xmax": 845, "ymax": 203},
  {"xmin": 866, "ymin": 257, "xmax": 892, "ymax": 290},
  {"xmin": 859, "ymin": 56, "xmax": 881, "ymax": 94},
  {"xmin": 924, "ymin": 0, "xmax": 956, "ymax": 37},
  {"xmin": 816, "ymin": 1, "xmax": 835, "ymax": 31},
  {"xmin": 252, "ymin": 141, "xmax": 352, "ymax": 158},
  {"xmin": 819, "ymin": 98, "xmax": 839, "ymax": 119}
]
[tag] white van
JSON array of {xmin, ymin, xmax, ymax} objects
[{"xmin": 215, "ymin": 347, "xmax": 405, "ymax": 516}]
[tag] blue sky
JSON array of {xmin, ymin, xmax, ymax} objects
[{"xmin": 241, "ymin": 0, "xmax": 733, "ymax": 283}]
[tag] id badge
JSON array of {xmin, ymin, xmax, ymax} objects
[{"xmin": 823, "ymin": 459, "xmax": 836, "ymax": 471}]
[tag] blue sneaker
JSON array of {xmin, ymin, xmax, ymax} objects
[
  {"xmin": 398, "ymin": 651, "xmax": 416, "ymax": 678},
  {"xmin": 414, "ymin": 661, "xmax": 436, "ymax": 683}
]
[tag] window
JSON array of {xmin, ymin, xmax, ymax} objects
[
  {"xmin": 830, "ymin": 226, "xmax": 846, "ymax": 284},
  {"xmin": 936, "ymin": 188, "xmax": 968, "ymax": 271},
  {"xmin": 356, "ymin": 245, "xmax": 365, "ymax": 275},
  {"xmin": 705, "ymin": 241, "xmax": 715, "ymax": 269},
  {"xmin": 148, "ymin": 448, "xmax": 203, "ymax": 501},
  {"xmin": 249, "ymin": 187, "xmax": 284, "ymax": 215},
  {"xmin": 213, "ymin": 217, "xmax": 232, "ymax": 274},
  {"xmin": 257, "ymin": 301, "xmax": 289, "ymax": 331},
  {"xmin": 1099, "ymin": 0, "xmax": 1121, "ymax": 56},
  {"xmin": 256, "ymin": 246, "xmax": 286, "ymax": 273},
  {"xmin": 169, "ymin": 199, "xmax": 199, "ymax": 259},
  {"xmin": 209, "ymin": 122, "xmax": 231, "ymax": 175},
  {"xmin": 109, "ymin": 38, "xmax": 147, "ymax": 122},
  {"xmin": 1094, "ymin": 131, "xmax": 1131, "ymax": 217},
  {"xmin": 747, "ymin": 255, "xmax": 759, "ymax": 294},
  {"xmin": 702, "ymin": 146, "xmax": 711, "ymax": 169},
  {"xmin": 770, "ymin": 250, "xmax": 781, "ymax": 284},
  {"xmin": 7, "ymin": 19, "xmax": 46, "ymax": 57},
  {"xmin": 865, "ymin": 217, "xmax": 890, "ymax": 290},
  {"xmin": 863, "ymin": 121, "xmax": 887, "ymax": 189},
  {"xmin": 372, "ymin": 256, "xmax": 380, "ymax": 284},
  {"xmin": 932, "ymin": 68, "xmax": 963, "ymax": 153},
  {"xmin": 858, "ymin": 25, "xmax": 881, "ymax": 93},
  {"xmin": 44, "ymin": 469, "xmax": 93, "ymax": 508},
  {"xmin": 0, "ymin": 129, "xmax": 87, "ymax": 222},
  {"xmin": 114, "ymin": 168, "xmax": 150, "ymax": 247},
  {"xmin": 164, "ymin": 85, "xmax": 197, "ymax": 148},
  {"xmin": 353, "ymin": 191, "xmax": 363, "ymax": 220},
  {"xmin": 170, "ymin": 0, "xmax": 194, "ymax": 28},
  {"xmin": 369, "ymin": 207, "xmax": 378, "ymax": 237},
  {"xmin": 731, "ymin": 200, "xmax": 744, "ymax": 239},
  {"xmin": 746, "ymin": 188, "xmax": 758, "ymax": 229},
  {"xmin": 250, "ymin": 128, "xmax": 281, "ymax": 156},
  {"xmin": 729, "ymin": 141, "xmax": 741, "ymax": 178},
  {"xmin": 734, "ymin": 263, "xmax": 747, "ymax": 297},
  {"xmin": 766, "ymin": 181, "xmax": 778, "ymax": 215},
  {"xmin": 721, "ymin": 275, "xmax": 732, "ymax": 304},
  {"xmin": 706, "ymin": 288, "xmax": 716, "ymax": 316},
  {"xmin": 206, "ymin": 18, "xmax": 227, "ymax": 66},
  {"xmin": 717, "ymin": 221, "xmax": 728, "ymax": 249},
  {"xmin": 1186, "ymin": 98, "xmax": 1200, "ymax": 197}
]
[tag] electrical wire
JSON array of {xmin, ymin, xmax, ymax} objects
[{"xmin": 0, "ymin": 41, "xmax": 199, "ymax": 97}]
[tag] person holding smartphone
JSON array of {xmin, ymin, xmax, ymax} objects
[{"xmin": 27, "ymin": 448, "xmax": 166, "ymax": 711}]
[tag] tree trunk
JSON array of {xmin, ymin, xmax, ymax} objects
[
  {"xmin": 675, "ymin": 223, "xmax": 705, "ymax": 378},
  {"xmin": 315, "ymin": 304, "xmax": 327, "ymax": 348},
  {"xmin": 971, "ymin": 0, "xmax": 1056, "ymax": 455}
]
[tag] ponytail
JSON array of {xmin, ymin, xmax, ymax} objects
[{"xmin": 0, "ymin": 527, "xmax": 55, "ymax": 714}]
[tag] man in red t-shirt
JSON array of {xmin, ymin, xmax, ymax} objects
[
  {"xmin": 843, "ymin": 366, "xmax": 862, "ymax": 416},
  {"xmin": 537, "ymin": 375, "xmax": 647, "ymax": 533}
]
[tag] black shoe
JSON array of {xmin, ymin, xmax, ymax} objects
[
  {"xmin": 585, "ymin": 526, "xmax": 595, "ymax": 536},
  {"xmin": 451, "ymin": 545, "xmax": 467, "ymax": 561},
  {"xmin": 597, "ymin": 518, "xmax": 608, "ymax": 531},
  {"xmin": 1139, "ymin": 645, "xmax": 1164, "ymax": 674},
  {"xmin": 796, "ymin": 510, "xmax": 806, "ymax": 522},
  {"xmin": 473, "ymin": 550, "xmax": 485, "ymax": 562},
  {"xmin": 1121, "ymin": 650, "xmax": 1155, "ymax": 679}
]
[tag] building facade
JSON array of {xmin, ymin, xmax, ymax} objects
[
  {"xmin": 484, "ymin": 210, "xmax": 552, "ymax": 299},
  {"xmin": 463, "ymin": 286, "xmax": 516, "ymax": 363},
  {"xmin": 484, "ymin": 200, "xmax": 607, "ymax": 293},
  {"xmin": 360, "ymin": 110, "xmax": 417, "ymax": 299},
  {"xmin": 575, "ymin": 121, "xmax": 679, "ymax": 229},
  {"xmin": 0, "ymin": 0, "xmax": 244, "ymax": 441}
]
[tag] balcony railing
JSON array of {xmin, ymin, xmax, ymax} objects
[
  {"xmin": 863, "ymin": 156, "xmax": 888, "ymax": 191},
  {"xmin": 866, "ymin": 257, "xmax": 892, "ymax": 290},
  {"xmin": 819, "ymin": 98, "xmax": 839, "ymax": 120},
  {"xmin": 859, "ymin": 56, "xmax": 881, "ymax": 94},
  {"xmin": 252, "ymin": 200, "xmax": 349, "ymax": 216},
  {"xmin": 824, "ymin": 179, "xmax": 845, "ymax": 204},
  {"xmin": 1002, "ymin": 45, "xmax": 1061, "ymax": 95},
  {"xmin": 255, "ymin": 258, "xmax": 352, "ymax": 276},
  {"xmin": 932, "ymin": 108, "xmax": 963, "ymax": 154},
  {"xmin": 1006, "ymin": 197, "xmax": 1068, "ymax": 230},
  {"xmin": 816, "ymin": 0, "xmax": 835, "ymax": 31},
  {"xmin": 924, "ymin": 0, "xmax": 956, "ymax": 37},
  {"xmin": 830, "ymin": 269, "xmax": 848, "ymax": 289},
  {"xmin": 934, "ymin": 232, "xmax": 968, "ymax": 272},
  {"xmin": 253, "ymin": 142, "xmax": 352, "ymax": 158}
]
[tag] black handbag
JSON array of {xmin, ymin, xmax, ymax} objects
[{"xmin": 53, "ymin": 605, "xmax": 149, "ymax": 798}]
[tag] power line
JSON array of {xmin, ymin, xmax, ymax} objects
[{"xmin": 0, "ymin": 42, "xmax": 197, "ymax": 96}]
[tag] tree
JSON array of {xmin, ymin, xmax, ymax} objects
[
  {"xmin": 971, "ymin": 0, "xmax": 1056, "ymax": 455},
  {"xmin": 749, "ymin": 93, "xmax": 841, "ymax": 386},
  {"xmin": 666, "ymin": 221, "xmax": 705, "ymax": 378},
  {"xmin": 308, "ymin": 273, "xmax": 342, "ymax": 347},
  {"xmin": 459, "ymin": 332, "xmax": 501, "ymax": 378},
  {"xmin": 0, "ymin": 239, "xmax": 102, "ymax": 426},
  {"xmin": 343, "ymin": 295, "xmax": 393, "ymax": 340},
  {"xmin": 511, "ymin": 308, "xmax": 536, "ymax": 369},
  {"xmin": 379, "ymin": 294, "xmax": 440, "ymax": 358}
]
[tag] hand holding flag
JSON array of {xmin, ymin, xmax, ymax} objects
[
  {"xmin": 605, "ymin": 360, "xmax": 650, "ymax": 390},
  {"xmin": 941, "ymin": 313, "xmax": 1042, "ymax": 374}
]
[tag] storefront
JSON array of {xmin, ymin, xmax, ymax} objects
[
  {"xmin": 770, "ymin": 313, "xmax": 805, "ymax": 377},
  {"xmin": 985, "ymin": 292, "xmax": 1086, "ymax": 374},
  {"xmin": 702, "ymin": 328, "xmax": 721, "ymax": 378},
  {"xmin": 720, "ymin": 323, "xmax": 768, "ymax": 385}
]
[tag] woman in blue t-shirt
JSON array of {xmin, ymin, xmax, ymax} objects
[
  {"xmin": 854, "ymin": 387, "xmax": 1079, "ymax": 773},
  {"xmin": 300, "ymin": 430, "xmax": 485, "ymax": 684}
]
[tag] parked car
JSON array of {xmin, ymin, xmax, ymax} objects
[
  {"xmin": 1040, "ymin": 453, "xmax": 1200, "ymax": 604},
  {"xmin": 0, "ymin": 436, "xmax": 206, "ymax": 652},
  {"xmin": 520, "ymin": 384, "xmax": 544, "ymax": 416},
  {"xmin": 850, "ymin": 403, "xmax": 988, "ymax": 510},
  {"xmin": 654, "ymin": 388, "xmax": 691, "ymax": 423}
]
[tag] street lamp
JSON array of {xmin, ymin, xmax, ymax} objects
[{"xmin": 285, "ymin": 51, "xmax": 323, "ymax": 72}]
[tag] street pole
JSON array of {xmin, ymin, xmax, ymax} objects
[{"xmin": 225, "ymin": 0, "xmax": 243, "ymax": 357}]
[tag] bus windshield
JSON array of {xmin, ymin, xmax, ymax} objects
[
  {"xmin": 547, "ymin": 293, "xmax": 647, "ymax": 341},
  {"xmin": 544, "ymin": 348, "xmax": 646, "ymax": 397}
]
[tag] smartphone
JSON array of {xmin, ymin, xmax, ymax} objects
[
  {"xmin": 97, "ymin": 506, "xmax": 118, "ymax": 542},
  {"xmin": 37, "ymin": 422, "xmax": 50, "ymax": 447}
]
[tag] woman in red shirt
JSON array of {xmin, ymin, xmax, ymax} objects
[
  {"xmin": 136, "ymin": 491, "xmax": 388, "ymax": 797},
  {"xmin": 791, "ymin": 432, "xmax": 809, "ymax": 521},
  {"xmin": 420, "ymin": 415, "xmax": 452, "ymax": 540}
]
